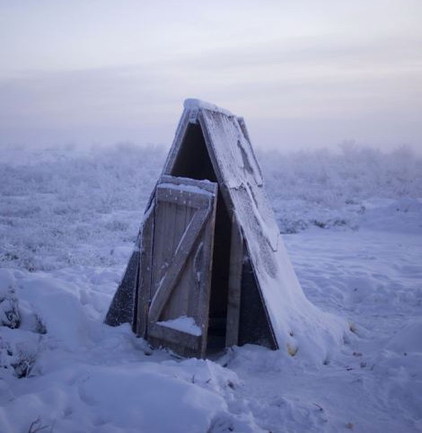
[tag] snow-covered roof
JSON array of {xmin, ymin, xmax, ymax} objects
[{"xmin": 183, "ymin": 98, "xmax": 234, "ymax": 117}]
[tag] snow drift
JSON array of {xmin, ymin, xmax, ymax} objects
[{"xmin": 0, "ymin": 143, "xmax": 421, "ymax": 432}]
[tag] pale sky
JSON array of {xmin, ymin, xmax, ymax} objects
[{"xmin": 1, "ymin": 0, "xmax": 421, "ymax": 151}]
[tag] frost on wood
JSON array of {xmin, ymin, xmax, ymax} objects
[{"xmin": 190, "ymin": 103, "xmax": 347, "ymax": 362}]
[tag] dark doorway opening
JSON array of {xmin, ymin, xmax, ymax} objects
[{"xmin": 170, "ymin": 123, "xmax": 231, "ymax": 354}]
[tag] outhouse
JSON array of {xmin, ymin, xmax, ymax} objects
[{"xmin": 105, "ymin": 99, "xmax": 342, "ymax": 359}]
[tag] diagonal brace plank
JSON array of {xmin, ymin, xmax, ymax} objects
[{"xmin": 148, "ymin": 204, "xmax": 211, "ymax": 323}]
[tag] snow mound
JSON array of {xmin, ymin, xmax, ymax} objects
[
  {"xmin": 0, "ymin": 268, "xmax": 261, "ymax": 432},
  {"xmin": 157, "ymin": 316, "xmax": 202, "ymax": 336},
  {"xmin": 371, "ymin": 319, "xmax": 422, "ymax": 423}
]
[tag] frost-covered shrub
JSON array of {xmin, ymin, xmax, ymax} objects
[
  {"xmin": 0, "ymin": 308, "xmax": 46, "ymax": 378},
  {"xmin": 0, "ymin": 338, "xmax": 40, "ymax": 378},
  {"xmin": 260, "ymin": 143, "xmax": 422, "ymax": 205},
  {"xmin": 12, "ymin": 346, "xmax": 38, "ymax": 378},
  {"xmin": 260, "ymin": 144, "xmax": 422, "ymax": 233},
  {"xmin": 0, "ymin": 143, "xmax": 165, "ymax": 270},
  {"xmin": 0, "ymin": 272, "xmax": 47, "ymax": 379},
  {"xmin": 0, "ymin": 142, "xmax": 420, "ymax": 270},
  {"xmin": 0, "ymin": 288, "xmax": 21, "ymax": 329}
]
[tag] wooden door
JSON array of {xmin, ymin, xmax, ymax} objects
[{"xmin": 140, "ymin": 175, "xmax": 217, "ymax": 358}]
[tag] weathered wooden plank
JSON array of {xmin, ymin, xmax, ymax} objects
[
  {"xmin": 152, "ymin": 197, "xmax": 188, "ymax": 307},
  {"xmin": 236, "ymin": 116, "xmax": 263, "ymax": 186},
  {"xmin": 148, "ymin": 205, "xmax": 211, "ymax": 322},
  {"xmin": 225, "ymin": 215, "xmax": 243, "ymax": 347},
  {"xmin": 196, "ymin": 197, "xmax": 217, "ymax": 357},
  {"xmin": 161, "ymin": 204, "xmax": 195, "ymax": 320},
  {"xmin": 156, "ymin": 185, "xmax": 212, "ymax": 209},
  {"xmin": 197, "ymin": 111, "xmax": 234, "ymax": 219},
  {"xmin": 161, "ymin": 110, "xmax": 191, "ymax": 175},
  {"xmin": 187, "ymin": 241, "xmax": 204, "ymax": 319},
  {"xmin": 150, "ymin": 200, "xmax": 179, "ymax": 304},
  {"xmin": 134, "ymin": 203, "xmax": 155, "ymax": 337}
]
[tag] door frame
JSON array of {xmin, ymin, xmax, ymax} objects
[{"xmin": 135, "ymin": 175, "xmax": 218, "ymax": 358}]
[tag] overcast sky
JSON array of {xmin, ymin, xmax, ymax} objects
[{"xmin": 1, "ymin": 0, "xmax": 421, "ymax": 152}]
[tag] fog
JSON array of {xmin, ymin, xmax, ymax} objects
[{"xmin": 1, "ymin": 0, "xmax": 421, "ymax": 152}]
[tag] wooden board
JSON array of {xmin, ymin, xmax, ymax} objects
[
  {"xmin": 145, "ymin": 176, "xmax": 217, "ymax": 358},
  {"xmin": 225, "ymin": 214, "xmax": 243, "ymax": 347},
  {"xmin": 134, "ymin": 204, "xmax": 154, "ymax": 337}
]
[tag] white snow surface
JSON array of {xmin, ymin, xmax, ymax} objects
[
  {"xmin": 1, "ymin": 143, "xmax": 421, "ymax": 433},
  {"xmin": 184, "ymin": 98, "xmax": 234, "ymax": 117},
  {"xmin": 157, "ymin": 316, "xmax": 202, "ymax": 336}
]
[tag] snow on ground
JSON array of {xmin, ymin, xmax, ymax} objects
[{"xmin": 0, "ymin": 143, "xmax": 421, "ymax": 432}]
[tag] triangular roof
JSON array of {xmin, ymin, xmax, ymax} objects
[{"xmin": 106, "ymin": 99, "xmax": 347, "ymax": 362}]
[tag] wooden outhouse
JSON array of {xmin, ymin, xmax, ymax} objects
[{"xmin": 106, "ymin": 99, "xmax": 325, "ymax": 358}]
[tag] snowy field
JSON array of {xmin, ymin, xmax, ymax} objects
[{"xmin": 0, "ymin": 143, "xmax": 421, "ymax": 433}]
